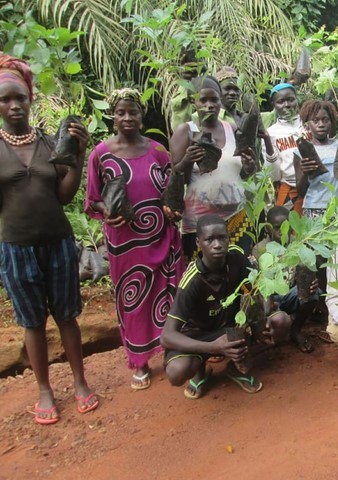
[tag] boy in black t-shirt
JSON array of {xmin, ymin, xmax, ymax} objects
[{"xmin": 161, "ymin": 214, "xmax": 266, "ymax": 399}]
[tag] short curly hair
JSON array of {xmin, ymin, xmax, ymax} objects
[{"xmin": 300, "ymin": 99, "xmax": 337, "ymax": 137}]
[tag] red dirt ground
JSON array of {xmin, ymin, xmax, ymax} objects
[{"xmin": 1, "ymin": 287, "xmax": 338, "ymax": 480}]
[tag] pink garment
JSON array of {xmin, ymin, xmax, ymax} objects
[{"xmin": 85, "ymin": 139, "xmax": 185, "ymax": 368}]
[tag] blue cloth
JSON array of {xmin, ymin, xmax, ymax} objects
[
  {"xmin": 0, "ymin": 237, "xmax": 81, "ymax": 328},
  {"xmin": 270, "ymin": 83, "xmax": 296, "ymax": 98}
]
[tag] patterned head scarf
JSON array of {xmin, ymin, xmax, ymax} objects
[
  {"xmin": 215, "ymin": 66, "xmax": 238, "ymax": 87},
  {"xmin": 107, "ymin": 88, "xmax": 146, "ymax": 115},
  {"xmin": 0, "ymin": 52, "xmax": 34, "ymax": 101}
]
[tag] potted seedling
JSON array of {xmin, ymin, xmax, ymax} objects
[{"xmin": 222, "ymin": 170, "xmax": 338, "ymax": 331}]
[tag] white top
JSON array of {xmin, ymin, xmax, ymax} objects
[
  {"xmin": 182, "ymin": 120, "xmax": 244, "ymax": 234},
  {"xmin": 262, "ymin": 116, "xmax": 303, "ymax": 186}
]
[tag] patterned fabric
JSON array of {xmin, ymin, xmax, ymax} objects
[
  {"xmin": 0, "ymin": 237, "xmax": 81, "ymax": 328},
  {"xmin": 85, "ymin": 139, "xmax": 185, "ymax": 369},
  {"xmin": 276, "ymin": 182, "xmax": 303, "ymax": 216},
  {"xmin": 0, "ymin": 52, "xmax": 34, "ymax": 101}
]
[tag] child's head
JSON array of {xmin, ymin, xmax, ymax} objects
[
  {"xmin": 270, "ymin": 83, "xmax": 298, "ymax": 120},
  {"xmin": 300, "ymin": 99, "xmax": 337, "ymax": 140},
  {"xmin": 196, "ymin": 214, "xmax": 229, "ymax": 270},
  {"xmin": 266, "ymin": 206, "xmax": 289, "ymax": 243}
]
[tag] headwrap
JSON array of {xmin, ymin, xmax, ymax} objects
[
  {"xmin": 107, "ymin": 88, "xmax": 146, "ymax": 114},
  {"xmin": 191, "ymin": 75, "xmax": 222, "ymax": 95},
  {"xmin": 270, "ymin": 82, "xmax": 296, "ymax": 99},
  {"xmin": 215, "ymin": 66, "xmax": 238, "ymax": 87},
  {"xmin": 0, "ymin": 52, "xmax": 34, "ymax": 101}
]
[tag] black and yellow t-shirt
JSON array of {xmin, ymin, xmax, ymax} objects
[{"xmin": 167, "ymin": 248, "xmax": 250, "ymax": 333}]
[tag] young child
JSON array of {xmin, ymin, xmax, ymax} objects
[
  {"xmin": 161, "ymin": 214, "xmax": 289, "ymax": 400},
  {"xmin": 294, "ymin": 99, "xmax": 337, "ymax": 219},
  {"xmin": 252, "ymin": 205, "xmax": 322, "ymax": 352}
]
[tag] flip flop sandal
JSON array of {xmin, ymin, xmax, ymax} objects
[
  {"xmin": 184, "ymin": 367, "xmax": 213, "ymax": 400},
  {"xmin": 75, "ymin": 392, "xmax": 99, "ymax": 414},
  {"xmin": 131, "ymin": 372, "xmax": 151, "ymax": 390},
  {"xmin": 226, "ymin": 372, "xmax": 263, "ymax": 394},
  {"xmin": 34, "ymin": 403, "xmax": 60, "ymax": 425}
]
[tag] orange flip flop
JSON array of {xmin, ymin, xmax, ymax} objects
[{"xmin": 75, "ymin": 392, "xmax": 99, "ymax": 414}]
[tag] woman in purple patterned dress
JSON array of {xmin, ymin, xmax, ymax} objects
[{"xmin": 85, "ymin": 89, "xmax": 185, "ymax": 390}]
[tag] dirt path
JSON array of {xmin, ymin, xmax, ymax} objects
[{"xmin": 1, "ymin": 336, "xmax": 338, "ymax": 480}]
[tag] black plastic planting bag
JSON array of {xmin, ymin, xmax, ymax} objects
[
  {"xmin": 191, "ymin": 131, "xmax": 222, "ymax": 174},
  {"xmin": 233, "ymin": 110, "xmax": 259, "ymax": 156},
  {"xmin": 162, "ymin": 172, "xmax": 185, "ymax": 213},
  {"xmin": 291, "ymin": 47, "xmax": 311, "ymax": 86},
  {"xmin": 101, "ymin": 175, "xmax": 136, "ymax": 222},
  {"xmin": 296, "ymin": 137, "xmax": 328, "ymax": 179},
  {"xmin": 49, "ymin": 115, "xmax": 82, "ymax": 167}
]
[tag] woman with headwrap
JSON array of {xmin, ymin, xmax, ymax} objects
[
  {"xmin": 262, "ymin": 83, "xmax": 304, "ymax": 215},
  {"xmin": 0, "ymin": 53, "xmax": 98, "ymax": 424},
  {"xmin": 170, "ymin": 75, "xmax": 256, "ymax": 262},
  {"xmin": 85, "ymin": 88, "xmax": 185, "ymax": 390}
]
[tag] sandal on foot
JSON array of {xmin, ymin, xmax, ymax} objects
[
  {"xmin": 225, "ymin": 364, "xmax": 263, "ymax": 393},
  {"xmin": 75, "ymin": 392, "xmax": 99, "ymax": 414},
  {"xmin": 184, "ymin": 367, "xmax": 213, "ymax": 400},
  {"xmin": 226, "ymin": 373, "xmax": 263, "ymax": 393},
  {"xmin": 131, "ymin": 372, "xmax": 151, "ymax": 391},
  {"xmin": 34, "ymin": 403, "xmax": 60, "ymax": 425}
]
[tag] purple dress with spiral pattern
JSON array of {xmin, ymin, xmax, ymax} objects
[{"xmin": 85, "ymin": 139, "xmax": 185, "ymax": 368}]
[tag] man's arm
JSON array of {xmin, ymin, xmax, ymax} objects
[{"xmin": 160, "ymin": 317, "xmax": 248, "ymax": 361}]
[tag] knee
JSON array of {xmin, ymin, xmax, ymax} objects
[
  {"xmin": 165, "ymin": 357, "xmax": 199, "ymax": 386},
  {"xmin": 165, "ymin": 362, "xmax": 188, "ymax": 386}
]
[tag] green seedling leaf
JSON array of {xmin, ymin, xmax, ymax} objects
[
  {"xmin": 266, "ymin": 241, "xmax": 286, "ymax": 256},
  {"xmin": 259, "ymin": 252, "xmax": 274, "ymax": 270},
  {"xmin": 299, "ymin": 246, "xmax": 317, "ymax": 270},
  {"xmin": 235, "ymin": 310, "xmax": 246, "ymax": 327}
]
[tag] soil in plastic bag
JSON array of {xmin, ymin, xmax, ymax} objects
[
  {"xmin": 296, "ymin": 137, "xmax": 328, "ymax": 179},
  {"xmin": 225, "ymin": 325, "xmax": 252, "ymax": 374},
  {"xmin": 101, "ymin": 175, "xmax": 136, "ymax": 222},
  {"xmin": 191, "ymin": 131, "xmax": 222, "ymax": 174},
  {"xmin": 162, "ymin": 172, "xmax": 185, "ymax": 213},
  {"xmin": 49, "ymin": 115, "xmax": 81, "ymax": 167},
  {"xmin": 295, "ymin": 264, "xmax": 317, "ymax": 304},
  {"xmin": 241, "ymin": 294, "xmax": 268, "ymax": 343},
  {"xmin": 233, "ymin": 110, "xmax": 259, "ymax": 156},
  {"xmin": 290, "ymin": 47, "xmax": 311, "ymax": 86}
]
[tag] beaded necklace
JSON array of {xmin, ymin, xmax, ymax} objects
[{"xmin": 0, "ymin": 128, "xmax": 37, "ymax": 146}]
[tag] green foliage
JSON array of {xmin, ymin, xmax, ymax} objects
[
  {"xmin": 228, "ymin": 173, "xmax": 338, "ymax": 326},
  {"xmin": 276, "ymin": 0, "xmax": 335, "ymax": 33},
  {"xmin": 302, "ymin": 27, "xmax": 338, "ymax": 103},
  {"xmin": 65, "ymin": 206, "xmax": 104, "ymax": 251},
  {"xmin": 0, "ymin": 5, "xmax": 110, "ymax": 133}
]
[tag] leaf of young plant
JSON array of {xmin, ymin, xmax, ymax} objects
[
  {"xmin": 299, "ymin": 245, "xmax": 317, "ymax": 270},
  {"xmin": 307, "ymin": 241, "xmax": 333, "ymax": 258},
  {"xmin": 259, "ymin": 252, "xmax": 274, "ymax": 270},
  {"xmin": 221, "ymin": 293, "xmax": 238, "ymax": 308},
  {"xmin": 280, "ymin": 219, "xmax": 290, "ymax": 245},
  {"xmin": 288, "ymin": 210, "xmax": 303, "ymax": 237},
  {"xmin": 266, "ymin": 241, "xmax": 286, "ymax": 256},
  {"xmin": 235, "ymin": 310, "xmax": 246, "ymax": 328}
]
